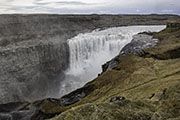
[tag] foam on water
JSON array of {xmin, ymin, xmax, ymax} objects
[{"xmin": 59, "ymin": 25, "xmax": 166, "ymax": 96}]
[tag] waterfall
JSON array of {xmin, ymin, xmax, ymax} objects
[{"xmin": 59, "ymin": 25, "xmax": 166, "ymax": 96}]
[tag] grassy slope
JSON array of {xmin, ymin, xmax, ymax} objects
[{"xmin": 41, "ymin": 22, "xmax": 180, "ymax": 120}]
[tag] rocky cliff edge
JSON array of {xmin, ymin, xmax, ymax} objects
[
  {"xmin": 46, "ymin": 21, "xmax": 180, "ymax": 120},
  {"xmin": 0, "ymin": 16, "xmax": 180, "ymax": 120},
  {"xmin": 0, "ymin": 14, "xmax": 179, "ymax": 104}
]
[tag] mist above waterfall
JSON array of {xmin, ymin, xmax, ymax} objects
[{"xmin": 59, "ymin": 25, "xmax": 166, "ymax": 96}]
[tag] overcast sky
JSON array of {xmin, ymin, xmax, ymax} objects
[{"xmin": 0, "ymin": 0, "xmax": 179, "ymax": 14}]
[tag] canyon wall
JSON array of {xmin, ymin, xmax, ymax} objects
[
  {"xmin": 47, "ymin": 20, "xmax": 180, "ymax": 120},
  {"xmin": 0, "ymin": 14, "xmax": 179, "ymax": 104}
]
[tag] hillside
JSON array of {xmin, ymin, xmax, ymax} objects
[
  {"xmin": 0, "ymin": 14, "xmax": 180, "ymax": 104},
  {"xmin": 44, "ymin": 21, "xmax": 180, "ymax": 120},
  {"xmin": 0, "ymin": 14, "xmax": 179, "ymax": 104},
  {"xmin": 0, "ymin": 16, "xmax": 180, "ymax": 120}
]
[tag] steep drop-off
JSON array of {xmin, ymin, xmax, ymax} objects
[
  {"xmin": 0, "ymin": 14, "xmax": 179, "ymax": 104},
  {"xmin": 39, "ymin": 21, "xmax": 180, "ymax": 120},
  {"xmin": 0, "ymin": 21, "xmax": 180, "ymax": 120},
  {"xmin": 60, "ymin": 25, "xmax": 165, "ymax": 96}
]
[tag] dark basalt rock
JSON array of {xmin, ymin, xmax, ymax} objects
[
  {"xmin": 167, "ymin": 21, "xmax": 180, "ymax": 28},
  {"xmin": 47, "ymin": 22, "xmax": 180, "ymax": 120},
  {"xmin": 31, "ymin": 110, "xmax": 57, "ymax": 120},
  {"xmin": 25, "ymin": 85, "xmax": 95, "ymax": 120},
  {"xmin": 0, "ymin": 100, "xmax": 58, "ymax": 120},
  {"xmin": 59, "ymin": 85, "xmax": 94, "ymax": 106},
  {"xmin": 102, "ymin": 33, "xmax": 159, "ymax": 72},
  {"xmin": 110, "ymin": 96, "xmax": 126, "ymax": 102},
  {"xmin": 102, "ymin": 56, "xmax": 119, "ymax": 73},
  {"xmin": 0, "ymin": 16, "xmax": 180, "ymax": 120},
  {"xmin": 147, "ymin": 47, "xmax": 180, "ymax": 60},
  {"xmin": 0, "ymin": 102, "xmax": 27, "ymax": 113},
  {"xmin": 0, "ymin": 114, "xmax": 12, "ymax": 120},
  {"xmin": 138, "ymin": 31, "xmax": 157, "ymax": 36},
  {"xmin": 0, "ymin": 102, "xmax": 36, "ymax": 120},
  {"xmin": 120, "ymin": 34, "xmax": 158, "ymax": 56},
  {"xmin": 0, "ymin": 14, "xmax": 179, "ymax": 104}
]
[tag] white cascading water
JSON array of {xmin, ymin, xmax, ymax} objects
[{"xmin": 59, "ymin": 25, "xmax": 166, "ymax": 96}]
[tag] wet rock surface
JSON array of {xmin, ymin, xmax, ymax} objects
[
  {"xmin": 102, "ymin": 32, "xmax": 159, "ymax": 72},
  {"xmin": 0, "ymin": 102, "xmax": 34, "ymax": 120},
  {"xmin": 120, "ymin": 33, "xmax": 159, "ymax": 56},
  {"xmin": 0, "ymin": 16, "xmax": 180, "ymax": 120},
  {"xmin": 59, "ymin": 85, "xmax": 94, "ymax": 106},
  {"xmin": 0, "ymin": 14, "xmax": 179, "ymax": 104},
  {"xmin": 49, "ymin": 21, "xmax": 180, "ymax": 120}
]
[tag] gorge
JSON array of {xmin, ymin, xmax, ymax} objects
[
  {"xmin": 0, "ymin": 14, "xmax": 178, "ymax": 104},
  {"xmin": 0, "ymin": 14, "xmax": 180, "ymax": 120},
  {"xmin": 60, "ymin": 26, "xmax": 165, "ymax": 96}
]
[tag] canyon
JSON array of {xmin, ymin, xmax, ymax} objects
[
  {"xmin": 0, "ymin": 14, "xmax": 180, "ymax": 120},
  {"xmin": 0, "ymin": 14, "xmax": 179, "ymax": 104}
]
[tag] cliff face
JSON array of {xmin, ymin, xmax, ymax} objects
[
  {"xmin": 36, "ymin": 21, "xmax": 180, "ymax": 120},
  {"xmin": 0, "ymin": 19, "xmax": 180, "ymax": 120},
  {"xmin": 0, "ymin": 14, "xmax": 180, "ymax": 104},
  {"xmin": 0, "ymin": 42, "xmax": 69, "ymax": 103}
]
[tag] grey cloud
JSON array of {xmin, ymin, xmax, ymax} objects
[
  {"xmin": 54, "ymin": 1, "xmax": 90, "ymax": 5},
  {"xmin": 5, "ymin": 0, "xmax": 14, "ymax": 2},
  {"xmin": 34, "ymin": 1, "xmax": 92, "ymax": 6},
  {"xmin": 10, "ymin": 6, "xmax": 38, "ymax": 11},
  {"xmin": 0, "ymin": 0, "xmax": 180, "ymax": 14},
  {"xmin": 34, "ymin": 2, "xmax": 50, "ymax": 5}
]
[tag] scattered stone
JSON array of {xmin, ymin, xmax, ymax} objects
[
  {"xmin": 159, "ymin": 88, "xmax": 168, "ymax": 100},
  {"xmin": 149, "ymin": 93, "xmax": 155, "ymax": 99},
  {"xmin": 110, "ymin": 96, "xmax": 126, "ymax": 102}
]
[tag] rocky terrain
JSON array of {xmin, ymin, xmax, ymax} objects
[
  {"xmin": 0, "ymin": 20, "xmax": 180, "ymax": 120},
  {"xmin": 1, "ymin": 14, "xmax": 179, "ymax": 104},
  {"xmin": 48, "ymin": 21, "xmax": 180, "ymax": 120}
]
